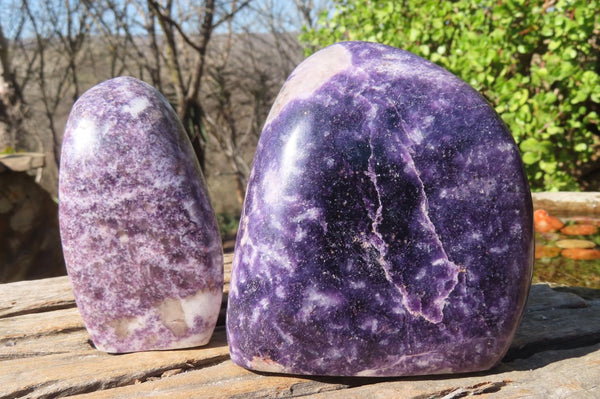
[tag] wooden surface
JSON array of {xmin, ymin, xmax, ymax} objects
[{"xmin": 1, "ymin": 253, "xmax": 599, "ymax": 398}]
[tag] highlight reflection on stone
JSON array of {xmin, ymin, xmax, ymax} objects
[
  {"xmin": 227, "ymin": 42, "xmax": 534, "ymax": 376},
  {"xmin": 59, "ymin": 77, "xmax": 223, "ymax": 353}
]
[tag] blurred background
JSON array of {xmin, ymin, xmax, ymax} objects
[{"xmin": 1, "ymin": 0, "xmax": 599, "ymax": 282}]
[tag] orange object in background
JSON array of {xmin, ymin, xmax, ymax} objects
[
  {"xmin": 534, "ymin": 245, "xmax": 562, "ymax": 259},
  {"xmin": 561, "ymin": 248, "xmax": 600, "ymax": 260},
  {"xmin": 534, "ymin": 209, "xmax": 565, "ymax": 233},
  {"xmin": 560, "ymin": 224, "xmax": 598, "ymax": 236}
]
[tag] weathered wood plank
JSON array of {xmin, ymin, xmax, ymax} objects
[
  {"xmin": 304, "ymin": 344, "xmax": 600, "ymax": 399},
  {"xmin": 0, "ymin": 276, "xmax": 75, "ymax": 319},
  {"xmin": 0, "ymin": 327, "xmax": 229, "ymax": 399},
  {"xmin": 75, "ymin": 359, "xmax": 337, "ymax": 399},
  {"xmin": 0, "ymin": 328, "xmax": 91, "ymax": 360},
  {"xmin": 223, "ymin": 252, "xmax": 233, "ymax": 285},
  {"xmin": 70, "ymin": 345, "xmax": 600, "ymax": 399},
  {"xmin": 0, "ymin": 307, "xmax": 83, "ymax": 339},
  {"xmin": 0, "ymin": 308, "xmax": 87, "ymax": 360}
]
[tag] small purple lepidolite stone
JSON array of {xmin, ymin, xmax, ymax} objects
[
  {"xmin": 227, "ymin": 42, "xmax": 534, "ymax": 376},
  {"xmin": 59, "ymin": 76, "xmax": 223, "ymax": 353}
]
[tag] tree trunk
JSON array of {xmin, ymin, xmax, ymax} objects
[
  {"xmin": 0, "ymin": 25, "xmax": 28, "ymax": 151},
  {"xmin": 182, "ymin": 99, "xmax": 207, "ymax": 172}
]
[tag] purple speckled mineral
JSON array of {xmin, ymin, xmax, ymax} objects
[
  {"xmin": 59, "ymin": 76, "xmax": 223, "ymax": 353},
  {"xmin": 226, "ymin": 42, "xmax": 534, "ymax": 376}
]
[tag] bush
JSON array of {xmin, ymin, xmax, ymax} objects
[
  {"xmin": 216, "ymin": 211, "xmax": 240, "ymax": 239},
  {"xmin": 301, "ymin": 0, "xmax": 600, "ymax": 191}
]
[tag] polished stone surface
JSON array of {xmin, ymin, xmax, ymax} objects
[
  {"xmin": 59, "ymin": 77, "xmax": 223, "ymax": 353},
  {"xmin": 227, "ymin": 42, "xmax": 534, "ymax": 376}
]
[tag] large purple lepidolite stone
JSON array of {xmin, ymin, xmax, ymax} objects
[
  {"xmin": 59, "ymin": 77, "xmax": 223, "ymax": 353},
  {"xmin": 227, "ymin": 42, "xmax": 534, "ymax": 376}
]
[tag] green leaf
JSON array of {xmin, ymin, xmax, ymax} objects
[
  {"xmin": 548, "ymin": 40, "xmax": 561, "ymax": 51},
  {"xmin": 574, "ymin": 143, "xmax": 588, "ymax": 152},
  {"xmin": 520, "ymin": 137, "xmax": 540, "ymax": 152},
  {"xmin": 562, "ymin": 47, "xmax": 578, "ymax": 60},
  {"xmin": 544, "ymin": 92, "xmax": 558, "ymax": 104},
  {"xmin": 522, "ymin": 152, "xmax": 541, "ymax": 164},
  {"xmin": 546, "ymin": 125, "xmax": 564, "ymax": 136},
  {"xmin": 540, "ymin": 161, "xmax": 557, "ymax": 174},
  {"xmin": 409, "ymin": 28, "xmax": 420, "ymax": 42},
  {"xmin": 571, "ymin": 91, "xmax": 589, "ymax": 104},
  {"xmin": 581, "ymin": 71, "xmax": 598, "ymax": 85},
  {"xmin": 541, "ymin": 26, "xmax": 554, "ymax": 36}
]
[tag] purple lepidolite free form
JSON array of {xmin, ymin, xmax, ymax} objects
[
  {"xmin": 227, "ymin": 42, "xmax": 534, "ymax": 376},
  {"xmin": 59, "ymin": 76, "xmax": 223, "ymax": 353}
]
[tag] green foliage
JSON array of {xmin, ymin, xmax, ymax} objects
[
  {"xmin": 301, "ymin": 0, "xmax": 600, "ymax": 191},
  {"xmin": 216, "ymin": 211, "xmax": 240, "ymax": 238}
]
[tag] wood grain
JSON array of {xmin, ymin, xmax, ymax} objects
[{"xmin": 0, "ymin": 276, "xmax": 74, "ymax": 319}]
